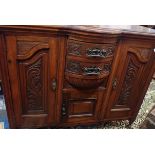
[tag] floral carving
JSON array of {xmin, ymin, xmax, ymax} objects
[
  {"xmin": 67, "ymin": 42, "xmax": 82, "ymax": 55},
  {"xmin": 103, "ymin": 63, "xmax": 112, "ymax": 73},
  {"xmin": 66, "ymin": 61, "xmax": 81, "ymax": 73},
  {"xmin": 26, "ymin": 58, "xmax": 43, "ymax": 111},
  {"xmin": 117, "ymin": 57, "xmax": 140, "ymax": 105}
]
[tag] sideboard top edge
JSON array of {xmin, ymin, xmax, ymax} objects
[{"xmin": 0, "ymin": 25, "xmax": 155, "ymax": 38}]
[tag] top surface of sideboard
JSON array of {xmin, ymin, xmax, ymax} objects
[{"xmin": 0, "ymin": 25, "xmax": 155, "ymax": 38}]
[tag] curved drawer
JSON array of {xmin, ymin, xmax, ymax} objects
[
  {"xmin": 65, "ymin": 72, "xmax": 108, "ymax": 89},
  {"xmin": 67, "ymin": 40, "xmax": 116, "ymax": 59},
  {"xmin": 65, "ymin": 58, "xmax": 112, "ymax": 76},
  {"xmin": 65, "ymin": 58, "xmax": 112, "ymax": 89}
]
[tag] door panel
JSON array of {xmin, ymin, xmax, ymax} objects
[
  {"xmin": 61, "ymin": 89, "xmax": 105, "ymax": 124},
  {"xmin": 6, "ymin": 35, "xmax": 58, "ymax": 128},
  {"xmin": 106, "ymin": 42, "xmax": 154, "ymax": 120}
]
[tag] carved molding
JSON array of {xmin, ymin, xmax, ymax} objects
[
  {"xmin": 17, "ymin": 42, "xmax": 49, "ymax": 60},
  {"xmin": 17, "ymin": 41, "xmax": 41, "ymax": 54}
]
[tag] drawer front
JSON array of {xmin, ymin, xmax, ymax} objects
[
  {"xmin": 66, "ymin": 57, "xmax": 112, "ymax": 76},
  {"xmin": 64, "ymin": 57, "xmax": 112, "ymax": 89},
  {"xmin": 67, "ymin": 40, "xmax": 116, "ymax": 59}
]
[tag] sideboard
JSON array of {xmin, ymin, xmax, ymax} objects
[{"xmin": 0, "ymin": 25, "xmax": 155, "ymax": 128}]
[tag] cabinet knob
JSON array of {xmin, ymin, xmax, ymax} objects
[
  {"xmin": 51, "ymin": 78, "xmax": 57, "ymax": 91},
  {"xmin": 112, "ymin": 78, "xmax": 118, "ymax": 90}
]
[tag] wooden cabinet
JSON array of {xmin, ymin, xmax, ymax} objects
[
  {"xmin": 0, "ymin": 25, "xmax": 155, "ymax": 128},
  {"xmin": 5, "ymin": 35, "xmax": 59, "ymax": 128}
]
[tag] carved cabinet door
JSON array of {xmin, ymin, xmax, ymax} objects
[
  {"xmin": 6, "ymin": 35, "xmax": 58, "ymax": 128},
  {"xmin": 105, "ymin": 40, "xmax": 155, "ymax": 121}
]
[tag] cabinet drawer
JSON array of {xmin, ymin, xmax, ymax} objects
[
  {"xmin": 67, "ymin": 40, "xmax": 116, "ymax": 59},
  {"xmin": 66, "ymin": 57, "xmax": 112, "ymax": 76},
  {"xmin": 65, "ymin": 58, "xmax": 112, "ymax": 89}
]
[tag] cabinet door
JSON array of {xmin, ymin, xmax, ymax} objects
[
  {"xmin": 6, "ymin": 35, "xmax": 58, "ymax": 128},
  {"xmin": 61, "ymin": 89, "xmax": 105, "ymax": 125},
  {"xmin": 105, "ymin": 41, "xmax": 155, "ymax": 121}
]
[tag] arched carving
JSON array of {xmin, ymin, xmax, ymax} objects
[
  {"xmin": 128, "ymin": 47, "xmax": 152, "ymax": 63},
  {"xmin": 17, "ymin": 43, "xmax": 49, "ymax": 60}
]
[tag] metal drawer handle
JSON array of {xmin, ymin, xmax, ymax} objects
[
  {"xmin": 87, "ymin": 48, "xmax": 107, "ymax": 57},
  {"xmin": 83, "ymin": 67, "xmax": 102, "ymax": 75}
]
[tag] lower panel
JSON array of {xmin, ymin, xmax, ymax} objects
[{"xmin": 61, "ymin": 88, "xmax": 105, "ymax": 124}]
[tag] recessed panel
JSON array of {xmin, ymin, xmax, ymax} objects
[{"xmin": 68, "ymin": 99, "xmax": 95, "ymax": 117}]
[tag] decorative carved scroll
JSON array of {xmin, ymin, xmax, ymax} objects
[
  {"xmin": 26, "ymin": 58, "xmax": 43, "ymax": 111},
  {"xmin": 67, "ymin": 41, "xmax": 82, "ymax": 55},
  {"xmin": 66, "ymin": 61, "xmax": 81, "ymax": 73},
  {"xmin": 103, "ymin": 63, "xmax": 112, "ymax": 73},
  {"xmin": 128, "ymin": 47, "xmax": 152, "ymax": 63},
  {"xmin": 116, "ymin": 56, "xmax": 140, "ymax": 106}
]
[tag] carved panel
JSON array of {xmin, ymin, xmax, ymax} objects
[
  {"xmin": 18, "ymin": 50, "xmax": 49, "ymax": 114},
  {"xmin": 26, "ymin": 58, "xmax": 43, "ymax": 111},
  {"xmin": 116, "ymin": 55, "xmax": 141, "ymax": 106}
]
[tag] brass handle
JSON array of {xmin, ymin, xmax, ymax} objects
[
  {"xmin": 52, "ymin": 78, "xmax": 57, "ymax": 91},
  {"xmin": 87, "ymin": 48, "xmax": 107, "ymax": 57},
  {"xmin": 112, "ymin": 78, "xmax": 117, "ymax": 90},
  {"xmin": 83, "ymin": 66, "xmax": 102, "ymax": 75}
]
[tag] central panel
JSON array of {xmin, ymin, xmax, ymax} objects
[{"xmin": 61, "ymin": 36, "xmax": 117, "ymax": 125}]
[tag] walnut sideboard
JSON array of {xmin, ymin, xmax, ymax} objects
[{"xmin": 0, "ymin": 25, "xmax": 155, "ymax": 128}]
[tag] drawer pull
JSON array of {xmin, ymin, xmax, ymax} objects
[
  {"xmin": 87, "ymin": 48, "xmax": 107, "ymax": 57},
  {"xmin": 83, "ymin": 67, "xmax": 102, "ymax": 75}
]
